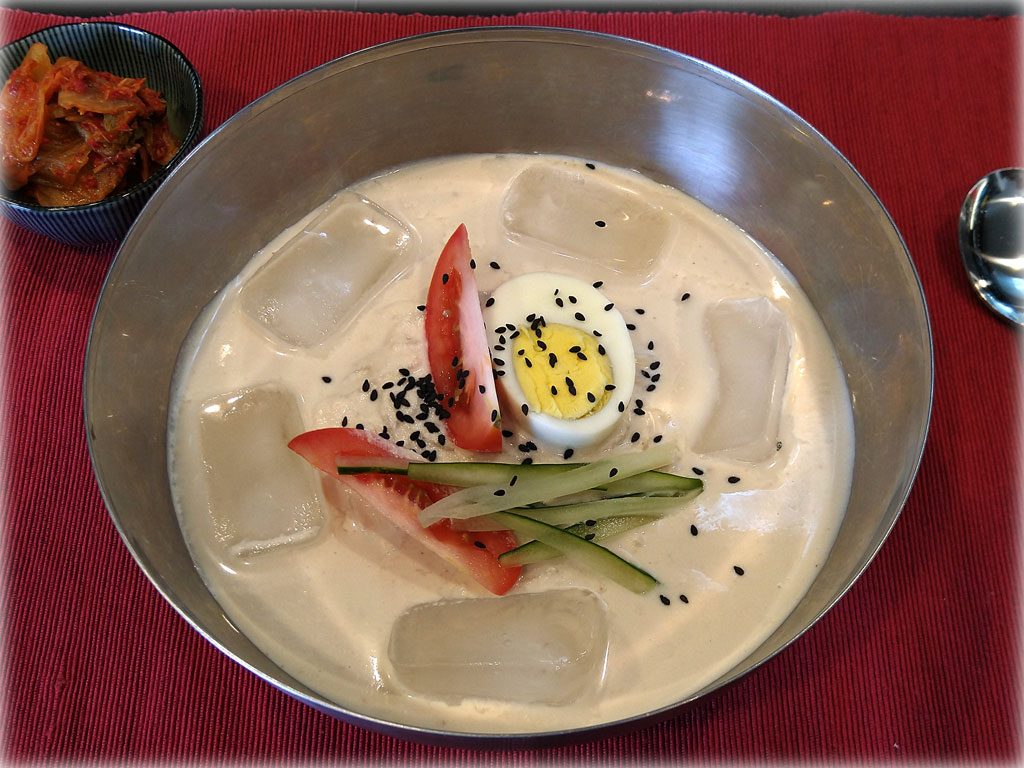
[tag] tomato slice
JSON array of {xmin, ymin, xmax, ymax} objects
[
  {"xmin": 288, "ymin": 427, "xmax": 521, "ymax": 595},
  {"xmin": 424, "ymin": 225, "xmax": 503, "ymax": 452}
]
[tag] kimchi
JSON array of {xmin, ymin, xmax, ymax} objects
[{"xmin": 0, "ymin": 42, "xmax": 181, "ymax": 206}]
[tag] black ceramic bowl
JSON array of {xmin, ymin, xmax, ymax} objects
[{"xmin": 0, "ymin": 22, "xmax": 203, "ymax": 247}]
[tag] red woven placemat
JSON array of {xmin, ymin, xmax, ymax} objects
[{"xmin": 2, "ymin": 7, "xmax": 1020, "ymax": 763}]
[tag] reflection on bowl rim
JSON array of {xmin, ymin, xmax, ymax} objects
[{"xmin": 0, "ymin": 20, "xmax": 204, "ymax": 214}]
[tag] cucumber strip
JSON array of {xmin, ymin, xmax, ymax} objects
[
  {"xmin": 488, "ymin": 511, "xmax": 658, "ymax": 593},
  {"xmin": 452, "ymin": 496, "xmax": 686, "ymax": 531},
  {"xmin": 499, "ymin": 514, "xmax": 662, "ymax": 566},
  {"xmin": 335, "ymin": 460, "xmax": 703, "ymax": 499},
  {"xmin": 419, "ymin": 444, "xmax": 678, "ymax": 526},
  {"xmin": 407, "ymin": 461, "xmax": 566, "ymax": 487}
]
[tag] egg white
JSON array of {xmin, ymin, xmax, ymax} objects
[{"xmin": 483, "ymin": 272, "xmax": 635, "ymax": 450}]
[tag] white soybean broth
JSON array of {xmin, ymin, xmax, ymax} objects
[{"xmin": 168, "ymin": 153, "xmax": 854, "ymax": 733}]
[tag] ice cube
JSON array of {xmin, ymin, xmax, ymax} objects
[
  {"xmin": 199, "ymin": 384, "xmax": 324, "ymax": 560},
  {"xmin": 501, "ymin": 164, "xmax": 672, "ymax": 282},
  {"xmin": 694, "ymin": 297, "xmax": 791, "ymax": 463},
  {"xmin": 240, "ymin": 192, "xmax": 412, "ymax": 348},
  {"xmin": 387, "ymin": 588, "xmax": 608, "ymax": 705}
]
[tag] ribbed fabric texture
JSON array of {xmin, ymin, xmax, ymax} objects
[{"xmin": 2, "ymin": 7, "xmax": 1020, "ymax": 763}]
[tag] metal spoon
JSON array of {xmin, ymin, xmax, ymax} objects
[{"xmin": 958, "ymin": 168, "xmax": 1024, "ymax": 326}]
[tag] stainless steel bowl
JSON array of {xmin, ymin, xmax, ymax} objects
[{"xmin": 84, "ymin": 28, "xmax": 932, "ymax": 745}]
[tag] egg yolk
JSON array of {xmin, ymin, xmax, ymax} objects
[{"xmin": 510, "ymin": 323, "xmax": 612, "ymax": 419}]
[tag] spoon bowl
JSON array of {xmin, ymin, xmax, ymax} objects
[{"xmin": 959, "ymin": 168, "xmax": 1024, "ymax": 325}]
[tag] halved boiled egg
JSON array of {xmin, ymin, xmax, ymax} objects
[{"xmin": 483, "ymin": 272, "xmax": 635, "ymax": 450}]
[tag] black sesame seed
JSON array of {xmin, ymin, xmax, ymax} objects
[
  {"xmin": 321, "ymin": 375, "xmax": 332, "ymax": 383},
  {"xmin": 490, "ymin": 261, "xmax": 501, "ymax": 270},
  {"xmin": 626, "ymin": 323, "xmax": 637, "ymax": 331},
  {"xmin": 370, "ymin": 389, "xmax": 379, "ymax": 402},
  {"xmin": 563, "ymin": 448, "xmax": 574, "ymax": 460},
  {"xmin": 681, "ymin": 292, "xmax": 691, "ymax": 302},
  {"xmin": 650, "ymin": 361, "xmax": 661, "ymax": 370},
  {"xmin": 473, "ymin": 540, "xmax": 486, "ymax": 549},
  {"xmin": 585, "ymin": 519, "xmax": 597, "ymax": 527},
  {"xmin": 517, "ymin": 348, "xmax": 525, "ymax": 356},
  {"xmin": 641, "ymin": 370, "xmax": 651, "ymax": 379},
  {"xmin": 509, "ymin": 475, "xmax": 518, "ymax": 487},
  {"xmin": 609, "ymin": 467, "xmax": 618, "ymax": 478},
  {"xmin": 569, "ymin": 345, "xmax": 582, "ymax": 354},
  {"xmin": 593, "ymin": 329, "xmax": 603, "ymax": 337},
  {"xmin": 502, "ymin": 429, "xmax": 514, "ymax": 438},
  {"xmin": 493, "ymin": 489, "xmax": 506, "ymax": 497},
  {"xmin": 604, "ymin": 302, "xmax": 613, "ymax": 311},
  {"xmin": 574, "ymin": 312, "xmax": 586, "ymax": 322},
  {"xmin": 537, "ymin": 340, "xmax": 547, "ymax": 351},
  {"xmin": 399, "ymin": 367, "xmax": 411, "ymax": 376},
  {"xmin": 595, "ymin": 220, "xmax": 606, "ymax": 228},
  {"xmin": 636, "ymin": 399, "xmax": 644, "ymax": 408},
  {"xmin": 525, "ymin": 441, "xmax": 538, "ymax": 451},
  {"xmin": 646, "ymin": 384, "xmax": 656, "ymax": 392},
  {"xmin": 417, "ymin": 304, "xmax": 426, "ymax": 312},
  {"xmin": 728, "ymin": 476, "xmax": 741, "ymax": 484},
  {"xmin": 490, "ymin": 409, "xmax": 498, "ymax": 423},
  {"xmin": 485, "ymin": 297, "xmax": 495, "ymax": 308},
  {"xmin": 521, "ymin": 457, "xmax": 534, "ymax": 465},
  {"xmin": 510, "ymin": 329, "xmax": 520, "ymax": 338},
  {"xmin": 734, "ymin": 565, "xmax": 745, "ymax": 576},
  {"xmin": 548, "ymin": 353, "xmax": 558, "ymax": 367},
  {"xmin": 577, "ymin": 352, "xmax": 588, "ymax": 361},
  {"xmin": 355, "ymin": 423, "xmax": 364, "ymax": 430},
  {"xmin": 555, "ymin": 297, "xmax": 564, "ymax": 307},
  {"xmin": 597, "ymin": 345, "xmax": 606, "ymax": 355},
  {"xmin": 692, "ymin": 467, "xmax": 704, "ymax": 476},
  {"xmin": 679, "ymin": 594, "xmax": 689, "ymax": 604},
  {"xmin": 495, "ymin": 369, "xmax": 506, "ymax": 377},
  {"xmin": 652, "ymin": 374, "xmax": 661, "ymax": 383},
  {"xmin": 634, "ymin": 408, "xmax": 645, "ymax": 416},
  {"xmin": 524, "ymin": 358, "xmax": 533, "ymax": 368},
  {"xmin": 521, "ymin": 403, "xmax": 530, "ymax": 416},
  {"xmin": 568, "ymin": 296, "xmax": 578, "ymax": 304},
  {"xmin": 690, "ymin": 524, "xmax": 698, "ymax": 536},
  {"xmin": 630, "ymin": 432, "xmax": 640, "ymax": 443},
  {"xmin": 585, "ymin": 533, "xmax": 597, "ymax": 541},
  {"xmin": 593, "ymin": 280, "xmax": 603, "ymax": 288},
  {"xmin": 604, "ymin": 384, "xmax": 616, "ymax": 391},
  {"xmin": 777, "ymin": 441, "xmax": 783, "ymax": 451},
  {"xmin": 586, "ymin": 162, "xmax": 596, "ymax": 170},
  {"xmin": 438, "ymin": 434, "xmax": 446, "ymax": 446},
  {"xmin": 382, "ymin": 381, "xmax": 395, "ymax": 390},
  {"xmin": 587, "ymin": 391, "xmax": 596, "ymax": 403},
  {"xmin": 341, "ymin": 416, "xmax": 349, "ymax": 427},
  {"xmin": 635, "ymin": 308, "xmax": 646, "ymax": 315},
  {"xmin": 647, "ymin": 340, "xmax": 655, "ymax": 351},
  {"xmin": 479, "ymin": 384, "xmax": 486, "ymax": 394},
  {"xmin": 550, "ymin": 385, "xmax": 558, "ymax": 396},
  {"xmin": 441, "ymin": 272, "xmax": 449, "ymax": 285},
  {"xmin": 493, "ymin": 358, "xmax": 505, "ymax": 367},
  {"xmin": 470, "ymin": 258, "xmax": 477, "ymax": 269},
  {"xmin": 653, "ymin": 434, "xmax": 663, "ymax": 443},
  {"xmin": 618, "ymin": 401, "xmax": 625, "ymax": 412},
  {"xmin": 659, "ymin": 594, "xmax": 671, "ymax": 606},
  {"xmin": 425, "ymin": 422, "xmax": 439, "ymax": 433},
  {"xmin": 361, "ymin": 379, "xmax": 370, "ymax": 392}
]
